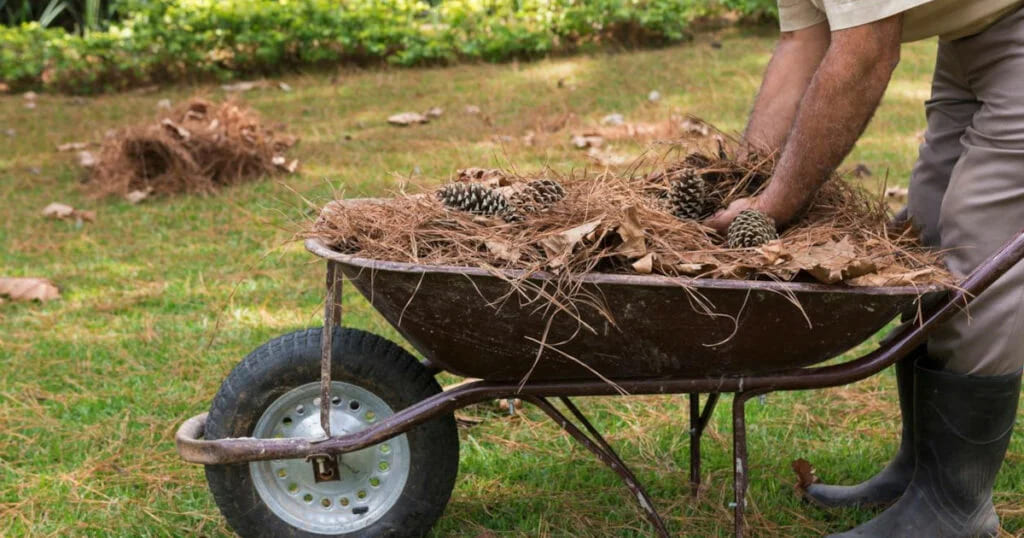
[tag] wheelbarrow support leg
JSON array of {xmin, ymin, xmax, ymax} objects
[
  {"xmin": 689, "ymin": 393, "xmax": 720, "ymax": 497},
  {"xmin": 731, "ymin": 389, "xmax": 768, "ymax": 538},
  {"xmin": 320, "ymin": 261, "xmax": 344, "ymax": 438},
  {"xmin": 525, "ymin": 396, "xmax": 671, "ymax": 538}
]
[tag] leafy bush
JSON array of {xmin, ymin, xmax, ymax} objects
[{"xmin": 0, "ymin": 0, "xmax": 765, "ymax": 94}]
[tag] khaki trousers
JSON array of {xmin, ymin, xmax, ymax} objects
[{"xmin": 907, "ymin": 7, "xmax": 1024, "ymax": 376}]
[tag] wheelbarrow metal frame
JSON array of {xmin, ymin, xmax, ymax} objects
[{"xmin": 177, "ymin": 228, "xmax": 1024, "ymax": 538}]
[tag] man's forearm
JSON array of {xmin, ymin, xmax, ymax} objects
[
  {"xmin": 757, "ymin": 15, "xmax": 902, "ymax": 225},
  {"xmin": 744, "ymin": 23, "xmax": 830, "ymax": 152}
]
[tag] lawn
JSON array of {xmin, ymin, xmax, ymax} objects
[{"xmin": 1, "ymin": 25, "xmax": 1021, "ymax": 537}]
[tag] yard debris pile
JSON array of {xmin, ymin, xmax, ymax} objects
[
  {"xmin": 309, "ymin": 139, "xmax": 952, "ymax": 289},
  {"xmin": 84, "ymin": 98, "xmax": 298, "ymax": 199}
]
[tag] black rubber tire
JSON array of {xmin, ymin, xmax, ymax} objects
[{"xmin": 203, "ymin": 327, "xmax": 459, "ymax": 538}]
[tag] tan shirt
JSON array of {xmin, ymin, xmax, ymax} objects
[{"xmin": 779, "ymin": 0, "xmax": 1023, "ymax": 41}]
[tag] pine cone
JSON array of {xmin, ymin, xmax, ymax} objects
[
  {"xmin": 437, "ymin": 183, "xmax": 510, "ymax": 217},
  {"xmin": 668, "ymin": 169, "xmax": 711, "ymax": 220},
  {"xmin": 727, "ymin": 209, "xmax": 778, "ymax": 248},
  {"xmin": 525, "ymin": 179, "xmax": 566, "ymax": 205},
  {"xmin": 504, "ymin": 179, "xmax": 566, "ymax": 222}
]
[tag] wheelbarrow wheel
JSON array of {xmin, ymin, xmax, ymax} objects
[{"xmin": 203, "ymin": 327, "xmax": 458, "ymax": 537}]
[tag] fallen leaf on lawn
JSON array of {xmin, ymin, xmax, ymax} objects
[
  {"xmin": 425, "ymin": 106, "xmax": 443, "ymax": 118},
  {"xmin": 221, "ymin": 80, "xmax": 272, "ymax": 92},
  {"xmin": 540, "ymin": 219, "xmax": 603, "ymax": 270},
  {"xmin": 23, "ymin": 91, "xmax": 37, "ymax": 101},
  {"xmin": 278, "ymin": 82, "xmax": 292, "ymax": 92},
  {"xmin": 465, "ymin": 105, "xmax": 481, "ymax": 115},
  {"xmin": 885, "ymin": 186, "xmax": 908, "ymax": 204},
  {"xmin": 41, "ymin": 202, "xmax": 95, "ymax": 222},
  {"xmin": 387, "ymin": 112, "xmax": 429, "ymax": 126},
  {"xmin": 601, "ymin": 113, "xmax": 625, "ymax": 126},
  {"xmin": 454, "ymin": 413, "xmax": 484, "ymax": 427},
  {"xmin": 156, "ymin": 98, "xmax": 172, "ymax": 110},
  {"xmin": 615, "ymin": 205, "xmax": 647, "ymax": 258},
  {"xmin": 521, "ymin": 130, "xmax": 537, "ymax": 146},
  {"xmin": 484, "ymin": 239, "xmax": 521, "ymax": 263},
  {"xmin": 586, "ymin": 147, "xmax": 630, "ymax": 167},
  {"xmin": 125, "ymin": 187, "xmax": 153, "ymax": 204},
  {"xmin": 648, "ymin": 90, "xmax": 661, "ymax": 102},
  {"xmin": 77, "ymin": 150, "xmax": 97, "ymax": 168},
  {"xmin": 0, "ymin": 277, "xmax": 60, "ymax": 302},
  {"xmin": 0, "ymin": 82, "xmax": 8, "ymax": 93},
  {"xmin": 24, "ymin": 101, "xmax": 36, "ymax": 110},
  {"xmin": 457, "ymin": 168, "xmax": 509, "ymax": 187},
  {"xmin": 792, "ymin": 459, "xmax": 819, "ymax": 492},
  {"xmin": 852, "ymin": 163, "xmax": 872, "ymax": 178},
  {"xmin": 56, "ymin": 141, "xmax": 88, "ymax": 152},
  {"xmin": 570, "ymin": 133, "xmax": 603, "ymax": 149},
  {"xmin": 681, "ymin": 117, "xmax": 711, "ymax": 137},
  {"xmin": 4, "ymin": 128, "xmax": 14, "ymax": 138}
]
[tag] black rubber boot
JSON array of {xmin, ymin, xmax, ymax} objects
[
  {"xmin": 828, "ymin": 364, "xmax": 1022, "ymax": 538},
  {"xmin": 804, "ymin": 352, "xmax": 918, "ymax": 508}
]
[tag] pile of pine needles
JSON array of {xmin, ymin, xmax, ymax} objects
[
  {"xmin": 85, "ymin": 98, "xmax": 298, "ymax": 198},
  {"xmin": 309, "ymin": 141, "xmax": 952, "ymax": 289}
]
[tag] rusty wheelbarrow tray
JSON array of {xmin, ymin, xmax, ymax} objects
[{"xmin": 177, "ymin": 228, "xmax": 1024, "ymax": 537}]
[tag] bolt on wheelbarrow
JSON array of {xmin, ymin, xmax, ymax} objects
[{"xmin": 177, "ymin": 224, "xmax": 1024, "ymax": 537}]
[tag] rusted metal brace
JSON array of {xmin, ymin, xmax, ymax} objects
[{"xmin": 320, "ymin": 261, "xmax": 344, "ymax": 439}]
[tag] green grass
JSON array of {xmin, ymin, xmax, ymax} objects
[{"xmin": 1, "ymin": 26, "xmax": 1021, "ymax": 537}]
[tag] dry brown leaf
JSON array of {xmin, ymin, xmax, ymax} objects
[
  {"xmin": 570, "ymin": 133, "xmax": 603, "ymax": 149},
  {"xmin": 615, "ymin": 206, "xmax": 647, "ymax": 259},
  {"xmin": 484, "ymin": 239, "xmax": 521, "ymax": 263},
  {"xmin": 160, "ymin": 118, "xmax": 191, "ymax": 140},
  {"xmin": 885, "ymin": 186, "xmax": 909, "ymax": 206},
  {"xmin": 0, "ymin": 277, "xmax": 60, "ymax": 302},
  {"xmin": 601, "ymin": 113, "xmax": 625, "ymax": 126},
  {"xmin": 632, "ymin": 253, "xmax": 655, "ymax": 274},
  {"xmin": 586, "ymin": 147, "xmax": 629, "ymax": 167},
  {"xmin": 847, "ymin": 267, "xmax": 937, "ymax": 287},
  {"xmin": 77, "ymin": 150, "xmax": 97, "ymax": 168},
  {"xmin": 852, "ymin": 163, "xmax": 872, "ymax": 178},
  {"xmin": 792, "ymin": 458, "xmax": 819, "ymax": 492},
  {"xmin": 126, "ymin": 187, "xmax": 153, "ymax": 204},
  {"xmin": 464, "ymin": 105, "xmax": 481, "ymax": 115},
  {"xmin": 785, "ymin": 238, "xmax": 878, "ymax": 284},
  {"xmin": 41, "ymin": 202, "xmax": 95, "ymax": 222},
  {"xmin": 457, "ymin": 168, "xmax": 508, "ymax": 187},
  {"xmin": 540, "ymin": 219, "xmax": 602, "ymax": 270},
  {"xmin": 425, "ymin": 107, "xmax": 443, "ymax": 118},
  {"xmin": 387, "ymin": 112, "xmax": 429, "ymax": 126},
  {"xmin": 681, "ymin": 117, "xmax": 711, "ymax": 137},
  {"xmin": 56, "ymin": 142, "xmax": 89, "ymax": 152},
  {"xmin": 156, "ymin": 98, "xmax": 172, "ymax": 110},
  {"xmin": 454, "ymin": 413, "xmax": 484, "ymax": 427},
  {"xmin": 221, "ymin": 80, "xmax": 272, "ymax": 92}
]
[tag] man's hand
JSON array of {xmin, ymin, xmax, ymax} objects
[
  {"xmin": 704, "ymin": 197, "xmax": 760, "ymax": 234},
  {"xmin": 710, "ymin": 15, "xmax": 903, "ymax": 236}
]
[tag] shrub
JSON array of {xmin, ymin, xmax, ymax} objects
[{"xmin": 0, "ymin": 0, "xmax": 766, "ymax": 94}]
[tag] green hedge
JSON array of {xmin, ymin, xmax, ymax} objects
[{"xmin": 1, "ymin": 0, "xmax": 776, "ymax": 94}]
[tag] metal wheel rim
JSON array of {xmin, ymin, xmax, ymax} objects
[{"xmin": 249, "ymin": 381, "xmax": 411, "ymax": 535}]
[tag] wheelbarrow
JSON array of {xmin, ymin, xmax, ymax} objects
[{"xmin": 176, "ymin": 220, "xmax": 1024, "ymax": 537}]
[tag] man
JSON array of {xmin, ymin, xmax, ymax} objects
[{"xmin": 704, "ymin": 1, "xmax": 1024, "ymax": 536}]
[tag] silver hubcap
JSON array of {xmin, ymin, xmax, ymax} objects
[{"xmin": 249, "ymin": 381, "xmax": 410, "ymax": 534}]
